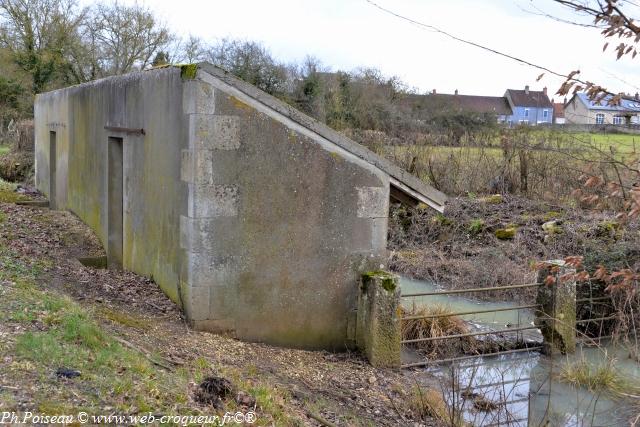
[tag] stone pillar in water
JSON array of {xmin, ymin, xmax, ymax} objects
[
  {"xmin": 356, "ymin": 271, "xmax": 401, "ymax": 368},
  {"xmin": 535, "ymin": 260, "xmax": 577, "ymax": 354}
]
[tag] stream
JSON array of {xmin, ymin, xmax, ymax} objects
[{"xmin": 399, "ymin": 276, "xmax": 640, "ymax": 426}]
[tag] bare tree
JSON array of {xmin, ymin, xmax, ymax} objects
[
  {"xmin": 204, "ymin": 38, "xmax": 289, "ymax": 96},
  {"xmin": 0, "ymin": 0, "xmax": 87, "ymax": 92},
  {"xmin": 179, "ymin": 35, "xmax": 207, "ymax": 64},
  {"xmin": 89, "ymin": 2, "xmax": 172, "ymax": 76}
]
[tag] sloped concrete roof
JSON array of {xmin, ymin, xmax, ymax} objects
[{"xmin": 197, "ymin": 63, "xmax": 447, "ymax": 212}]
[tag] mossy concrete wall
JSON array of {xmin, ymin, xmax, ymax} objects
[
  {"xmin": 35, "ymin": 68, "xmax": 188, "ymax": 303},
  {"xmin": 35, "ymin": 64, "xmax": 421, "ymax": 350},
  {"xmin": 535, "ymin": 260, "xmax": 577, "ymax": 354},
  {"xmin": 356, "ymin": 271, "xmax": 401, "ymax": 367}
]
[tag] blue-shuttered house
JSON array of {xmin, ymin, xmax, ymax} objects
[{"xmin": 504, "ymin": 86, "xmax": 553, "ymax": 125}]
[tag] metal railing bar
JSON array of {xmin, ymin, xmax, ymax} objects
[
  {"xmin": 576, "ymin": 296, "xmax": 612, "ymax": 303},
  {"xmin": 402, "ymin": 304, "xmax": 540, "ymax": 321},
  {"xmin": 401, "ymin": 326, "xmax": 540, "ymax": 344},
  {"xmin": 450, "ymin": 355, "xmax": 537, "ymax": 370},
  {"xmin": 465, "ymin": 377, "xmax": 531, "ymax": 390},
  {"xmin": 401, "ymin": 283, "xmax": 542, "ymax": 298},
  {"xmin": 485, "ymin": 417, "xmax": 528, "ymax": 427},
  {"xmin": 577, "ymin": 334, "xmax": 614, "ymax": 343},
  {"xmin": 575, "ymin": 315, "xmax": 617, "ymax": 324},
  {"xmin": 400, "ymin": 346, "xmax": 543, "ymax": 368}
]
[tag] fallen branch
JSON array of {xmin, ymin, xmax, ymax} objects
[
  {"xmin": 306, "ymin": 411, "xmax": 337, "ymax": 427},
  {"xmin": 113, "ymin": 336, "xmax": 174, "ymax": 371}
]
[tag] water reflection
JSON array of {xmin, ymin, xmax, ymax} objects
[
  {"xmin": 400, "ymin": 276, "xmax": 640, "ymax": 426},
  {"xmin": 425, "ymin": 350, "xmax": 636, "ymax": 426}
]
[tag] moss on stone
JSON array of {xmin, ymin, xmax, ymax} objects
[
  {"xmin": 362, "ymin": 270, "xmax": 397, "ymax": 292},
  {"xmin": 543, "ymin": 210, "xmax": 563, "ymax": 221},
  {"xmin": 595, "ymin": 220, "xmax": 621, "ymax": 239},
  {"xmin": 495, "ymin": 226, "xmax": 516, "ymax": 240},
  {"xmin": 481, "ymin": 194, "xmax": 503, "ymax": 204},
  {"xmin": 542, "ymin": 220, "xmax": 563, "ymax": 235},
  {"xmin": 180, "ymin": 64, "xmax": 198, "ymax": 80}
]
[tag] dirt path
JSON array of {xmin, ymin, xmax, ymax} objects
[{"xmin": 0, "ymin": 199, "xmax": 442, "ymax": 426}]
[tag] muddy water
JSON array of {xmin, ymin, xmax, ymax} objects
[{"xmin": 400, "ymin": 277, "xmax": 640, "ymax": 427}]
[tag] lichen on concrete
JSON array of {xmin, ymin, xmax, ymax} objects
[
  {"xmin": 357, "ymin": 271, "xmax": 401, "ymax": 367},
  {"xmin": 535, "ymin": 260, "xmax": 577, "ymax": 354}
]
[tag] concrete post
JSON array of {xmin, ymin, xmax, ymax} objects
[
  {"xmin": 535, "ymin": 260, "xmax": 577, "ymax": 354},
  {"xmin": 356, "ymin": 271, "xmax": 401, "ymax": 368}
]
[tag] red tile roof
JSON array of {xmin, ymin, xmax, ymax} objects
[{"xmin": 401, "ymin": 93, "xmax": 513, "ymax": 116}]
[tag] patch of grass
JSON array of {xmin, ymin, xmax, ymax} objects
[
  {"xmin": 0, "ymin": 145, "xmax": 10, "ymax": 155},
  {"xmin": 98, "ymin": 307, "xmax": 151, "ymax": 330},
  {"xmin": 2, "ymin": 272, "xmax": 190, "ymax": 413},
  {"xmin": 467, "ymin": 219, "xmax": 484, "ymax": 236},
  {"xmin": 11, "ymin": 302, "xmax": 187, "ymax": 412},
  {"xmin": 559, "ymin": 357, "xmax": 637, "ymax": 396},
  {"xmin": 433, "ymin": 213, "xmax": 453, "ymax": 226},
  {"xmin": 0, "ymin": 182, "xmax": 27, "ymax": 203},
  {"xmin": 221, "ymin": 366, "xmax": 302, "ymax": 426}
]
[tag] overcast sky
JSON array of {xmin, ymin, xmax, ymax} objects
[{"xmin": 97, "ymin": 0, "xmax": 640, "ymax": 98}]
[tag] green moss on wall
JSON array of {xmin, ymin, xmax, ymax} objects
[
  {"xmin": 362, "ymin": 270, "xmax": 397, "ymax": 292},
  {"xmin": 180, "ymin": 64, "xmax": 198, "ymax": 80}
]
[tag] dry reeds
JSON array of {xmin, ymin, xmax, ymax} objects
[{"xmin": 401, "ymin": 305, "xmax": 477, "ymax": 358}]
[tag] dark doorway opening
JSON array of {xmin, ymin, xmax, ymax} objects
[
  {"xmin": 49, "ymin": 131, "xmax": 56, "ymax": 209},
  {"xmin": 108, "ymin": 137, "xmax": 123, "ymax": 269}
]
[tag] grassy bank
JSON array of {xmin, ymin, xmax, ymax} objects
[{"xmin": 0, "ymin": 189, "xmax": 446, "ymax": 426}]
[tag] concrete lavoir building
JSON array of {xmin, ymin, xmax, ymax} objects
[{"xmin": 34, "ymin": 63, "xmax": 446, "ymax": 350}]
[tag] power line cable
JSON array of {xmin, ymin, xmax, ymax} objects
[{"xmin": 365, "ymin": 0, "xmax": 591, "ymax": 86}]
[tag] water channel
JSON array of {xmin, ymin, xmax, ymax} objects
[{"xmin": 399, "ymin": 277, "xmax": 639, "ymax": 426}]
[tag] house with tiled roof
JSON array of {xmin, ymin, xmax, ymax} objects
[
  {"xmin": 400, "ymin": 90, "xmax": 513, "ymax": 123},
  {"xmin": 564, "ymin": 93, "xmax": 640, "ymax": 125},
  {"xmin": 504, "ymin": 86, "xmax": 553, "ymax": 125}
]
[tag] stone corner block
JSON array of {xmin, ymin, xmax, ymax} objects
[
  {"xmin": 357, "ymin": 187, "xmax": 388, "ymax": 218},
  {"xmin": 183, "ymin": 80, "xmax": 215, "ymax": 115},
  {"xmin": 180, "ymin": 282, "xmax": 211, "ymax": 322},
  {"xmin": 190, "ymin": 115, "xmax": 240, "ymax": 151}
]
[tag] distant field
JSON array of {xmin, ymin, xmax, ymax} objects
[
  {"xmin": 382, "ymin": 129, "xmax": 639, "ymax": 159},
  {"xmin": 559, "ymin": 131, "xmax": 638, "ymax": 153},
  {"xmin": 0, "ymin": 145, "xmax": 9, "ymax": 155}
]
